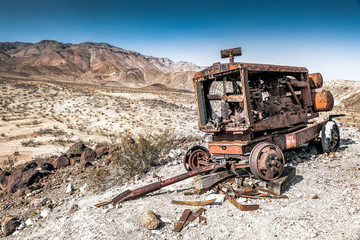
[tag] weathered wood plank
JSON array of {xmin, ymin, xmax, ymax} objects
[{"xmin": 264, "ymin": 166, "xmax": 296, "ymax": 195}]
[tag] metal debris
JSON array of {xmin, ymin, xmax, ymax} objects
[
  {"xmin": 173, "ymin": 209, "xmax": 191, "ymax": 232},
  {"xmin": 199, "ymin": 216, "xmax": 207, "ymax": 225},
  {"xmin": 171, "ymin": 199, "xmax": 216, "ymax": 206}
]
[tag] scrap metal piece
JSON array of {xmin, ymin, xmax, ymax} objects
[
  {"xmin": 95, "ymin": 164, "xmax": 225, "ymax": 207},
  {"xmin": 199, "ymin": 216, "xmax": 207, "ymax": 225},
  {"xmin": 184, "ymin": 208, "xmax": 206, "ymax": 227},
  {"xmin": 224, "ymin": 192, "xmax": 259, "ymax": 211},
  {"xmin": 94, "ymin": 201, "xmax": 111, "ymax": 208},
  {"xmin": 171, "ymin": 199, "xmax": 216, "ymax": 206},
  {"xmin": 173, "ymin": 209, "xmax": 191, "ymax": 232}
]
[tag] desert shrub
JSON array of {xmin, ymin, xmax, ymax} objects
[
  {"xmin": 21, "ymin": 139, "xmax": 42, "ymax": 147},
  {"xmin": 111, "ymin": 130, "xmax": 171, "ymax": 177},
  {"xmin": 1, "ymin": 157, "xmax": 16, "ymax": 171}
]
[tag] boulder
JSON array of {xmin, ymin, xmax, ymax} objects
[
  {"xmin": 53, "ymin": 154, "xmax": 70, "ymax": 169},
  {"xmin": 7, "ymin": 169, "xmax": 41, "ymax": 193},
  {"xmin": 1, "ymin": 216, "xmax": 20, "ymax": 236},
  {"xmin": 66, "ymin": 142, "xmax": 87, "ymax": 158},
  {"xmin": 0, "ymin": 169, "xmax": 10, "ymax": 190},
  {"xmin": 21, "ymin": 161, "xmax": 38, "ymax": 172},
  {"xmin": 41, "ymin": 162, "xmax": 55, "ymax": 171},
  {"xmin": 70, "ymin": 157, "xmax": 81, "ymax": 166},
  {"xmin": 141, "ymin": 210, "xmax": 162, "ymax": 230},
  {"xmin": 95, "ymin": 146, "xmax": 108, "ymax": 159},
  {"xmin": 80, "ymin": 149, "xmax": 96, "ymax": 165}
]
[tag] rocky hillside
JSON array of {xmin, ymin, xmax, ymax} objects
[{"xmin": 0, "ymin": 40, "xmax": 202, "ymax": 90}]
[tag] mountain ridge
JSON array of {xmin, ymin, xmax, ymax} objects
[{"xmin": 0, "ymin": 40, "xmax": 202, "ymax": 90}]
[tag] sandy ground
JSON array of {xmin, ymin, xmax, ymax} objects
[
  {"xmin": 3, "ymin": 124, "xmax": 359, "ymax": 240},
  {"xmin": 0, "ymin": 81, "xmax": 200, "ymax": 166},
  {"xmin": 1, "ymin": 79, "xmax": 360, "ymax": 240}
]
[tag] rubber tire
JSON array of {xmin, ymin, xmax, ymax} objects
[{"xmin": 321, "ymin": 121, "xmax": 340, "ymax": 154}]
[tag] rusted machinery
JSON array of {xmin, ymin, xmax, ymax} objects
[
  {"xmin": 184, "ymin": 47, "xmax": 341, "ymax": 181},
  {"xmin": 98, "ymin": 47, "xmax": 341, "ymax": 207}
]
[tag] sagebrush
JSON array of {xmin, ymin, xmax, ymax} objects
[{"xmin": 111, "ymin": 131, "xmax": 171, "ymax": 177}]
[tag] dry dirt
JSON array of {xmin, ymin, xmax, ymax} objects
[
  {"xmin": 0, "ymin": 79, "xmax": 200, "ymax": 167},
  {"xmin": 1, "ymin": 79, "xmax": 360, "ymax": 240}
]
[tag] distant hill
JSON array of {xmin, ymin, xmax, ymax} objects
[{"xmin": 0, "ymin": 40, "xmax": 203, "ymax": 90}]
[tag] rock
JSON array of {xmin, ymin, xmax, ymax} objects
[
  {"xmin": 25, "ymin": 218, "xmax": 35, "ymax": 226},
  {"xmin": 66, "ymin": 183, "xmax": 74, "ymax": 194},
  {"xmin": 41, "ymin": 162, "xmax": 55, "ymax": 171},
  {"xmin": 96, "ymin": 146, "xmax": 108, "ymax": 159},
  {"xmin": 107, "ymin": 145, "xmax": 118, "ymax": 154},
  {"xmin": 104, "ymin": 157, "xmax": 111, "ymax": 165},
  {"xmin": 7, "ymin": 169, "xmax": 41, "ymax": 193},
  {"xmin": 31, "ymin": 197, "xmax": 49, "ymax": 207},
  {"xmin": 17, "ymin": 222, "xmax": 25, "ymax": 230},
  {"xmin": 102, "ymin": 209, "xmax": 109, "ymax": 214},
  {"xmin": 21, "ymin": 161, "xmax": 38, "ymax": 172},
  {"xmin": 53, "ymin": 154, "xmax": 70, "ymax": 169},
  {"xmin": 40, "ymin": 207, "xmax": 51, "ymax": 218},
  {"xmin": 70, "ymin": 157, "xmax": 81, "ymax": 166},
  {"xmin": 141, "ymin": 210, "xmax": 162, "ymax": 230},
  {"xmin": 308, "ymin": 194, "xmax": 318, "ymax": 199},
  {"xmin": 1, "ymin": 216, "xmax": 20, "ymax": 236},
  {"xmin": 14, "ymin": 188, "xmax": 25, "ymax": 197},
  {"xmin": 0, "ymin": 169, "xmax": 10, "ymax": 190},
  {"xmin": 66, "ymin": 204, "xmax": 79, "ymax": 216},
  {"xmin": 79, "ymin": 183, "xmax": 88, "ymax": 193},
  {"xmin": 67, "ymin": 142, "xmax": 87, "ymax": 158},
  {"xmin": 80, "ymin": 149, "xmax": 96, "ymax": 165}
]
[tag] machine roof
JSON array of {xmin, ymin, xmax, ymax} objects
[{"xmin": 193, "ymin": 62, "xmax": 308, "ymax": 80}]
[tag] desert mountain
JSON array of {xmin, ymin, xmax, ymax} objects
[{"xmin": 0, "ymin": 40, "xmax": 202, "ymax": 90}]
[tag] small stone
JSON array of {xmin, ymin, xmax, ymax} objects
[
  {"xmin": 104, "ymin": 157, "xmax": 111, "ymax": 165},
  {"xmin": 17, "ymin": 222, "xmax": 25, "ymax": 230},
  {"xmin": 40, "ymin": 207, "xmax": 51, "ymax": 218},
  {"xmin": 96, "ymin": 146, "xmax": 108, "ymax": 159},
  {"xmin": 66, "ymin": 184, "xmax": 74, "ymax": 194},
  {"xmin": 1, "ymin": 216, "xmax": 20, "ymax": 236},
  {"xmin": 308, "ymin": 194, "xmax": 318, "ymax": 199},
  {"xmin": 102, "ymin": 209, "xmax": 109, "ymax": 214},
  {"xmin": 25, "ymin": 218, "xmax": 35, "ymax": 226},
  {"xmin": 107, "ymin": 145, "xmax": 118, "ymax": 154},
  {"xmin": 79, "ymin": 183, "xmax": 88, "ymax": 193},
  {"xmin": 31, "ymin": 197, "xmax": 49, "ymax": 207},
  {"xmin": 141, "ymin": 210, "xmax": 162, "ymax": 230},
  {"xmin": 67, "ymin": 204, "xmax": 79, "ymax": 216}
]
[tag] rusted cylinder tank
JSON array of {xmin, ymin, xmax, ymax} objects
[
  {"xmin": 313, "ymin": 90, "xmax": 334, "ymax": 112},
  {"xmin": 309, "ymin": 73, "xmax": 323, "ymax": 89}
]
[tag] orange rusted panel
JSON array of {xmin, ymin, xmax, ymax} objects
[
  {"xmin": 209, "ymin": 143, "xmax": 244, "ymax": 155},
  {"xmin": 309, "ymin": 73, "xmax": 323, "ymax": 89},
  {"xmin": 314, "ymin": 90, "xmax": 334, "ymax": 112},
  {"xmin": 286, "ymin": 134, "xmax": 297, "ymax": 149}
]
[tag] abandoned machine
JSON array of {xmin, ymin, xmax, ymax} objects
[
  {"xmin": 98, "ymin": 47, "xmax": 342, "ymax": 207},
  {"xmin": 184, "ymin": 47, "xmax": 340, "ymax": 181}
]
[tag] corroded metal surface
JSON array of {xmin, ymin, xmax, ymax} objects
[{"xmin": 188, "ymin": 47, "xmax": 337, "ymax": 181}]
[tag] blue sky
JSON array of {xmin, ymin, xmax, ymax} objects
[{"xmin": 0, "ymin": 0, "xmax": 359, "ymax": 80}]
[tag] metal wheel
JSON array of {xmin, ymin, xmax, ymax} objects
[
  {"xmin": 321, "ymin": 121, "xmax": 340, "ymax": 153},
  {"xmin": 183, "ymin": 146, "xmax": 210, "ymax": 171},
  {"xmin": 249, "ymin": 142, "xmax": 285, "ymax": 181}
]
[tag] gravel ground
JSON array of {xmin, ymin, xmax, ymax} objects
[{"xmin": 5, "ymin": 124, "xmax": 360, "ymax": 240}]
